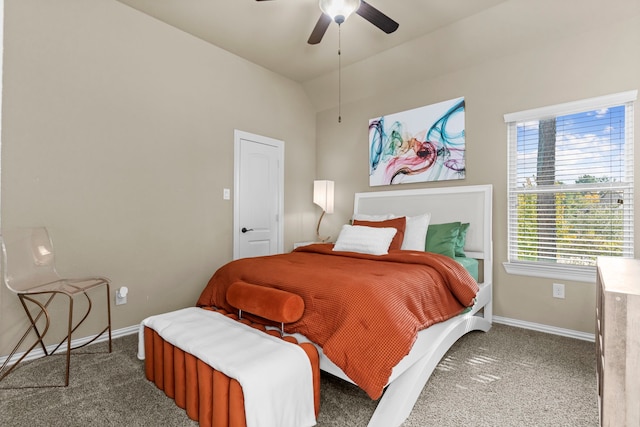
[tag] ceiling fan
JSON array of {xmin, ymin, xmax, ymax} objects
[{"xmin": 256, "ymin": 0, "xmax": 399, "ymax": 45}]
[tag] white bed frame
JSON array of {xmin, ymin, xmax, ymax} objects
[{"xmin": 298, "ymin": 184, "xmax": 493, "ymax": 427}]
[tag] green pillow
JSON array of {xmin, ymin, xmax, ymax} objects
[
  {"xmin": 455, "ymin": 223, "xmax": 470, "ymax": 257},
  {"xmin": 425, "ymin": 222, "xmax": 461, "ymax": 258}
]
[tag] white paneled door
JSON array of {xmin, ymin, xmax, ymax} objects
[{"xmin": 233, "ymin": 131, "xmax": 284, "ymax": 260}]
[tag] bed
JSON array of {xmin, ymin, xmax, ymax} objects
[{"xmin": 195, "ymin": 184, "xmax": 493, "ymax": 427}]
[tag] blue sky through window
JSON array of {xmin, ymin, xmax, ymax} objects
[{"xmin": 515, "ymin": 105, "xmax": 625, "ymax": 188}]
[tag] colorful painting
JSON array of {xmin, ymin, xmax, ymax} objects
[{"xmin": 368, "ymin": 97, "xmax": 466, "ymax": 186}]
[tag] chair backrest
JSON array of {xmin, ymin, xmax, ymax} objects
[{"xmin": 1, "ymin": 227, "xmax": 61, "ymax": 293}]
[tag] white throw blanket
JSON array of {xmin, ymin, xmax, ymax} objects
[{"xmin": 137, "ymin": 307, "xmax": 316, "ymax": 427}]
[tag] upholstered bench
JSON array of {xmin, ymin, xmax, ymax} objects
[{"xmin": 138, "ymin": 283, "xmax": 320, "ymax": 427}]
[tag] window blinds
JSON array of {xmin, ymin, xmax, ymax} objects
[{"xmin": 505, "ymin": 91, "xmax": 636, "ymax": 269}]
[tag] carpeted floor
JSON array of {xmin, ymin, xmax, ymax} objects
[{"xmin": 0, "ymin": 323, "xmax": 598, "ymax": 426}]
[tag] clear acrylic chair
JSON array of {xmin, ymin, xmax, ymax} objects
[{"xmin": 0, "ymin": 227, "xmax": 112, "ymax": 387}]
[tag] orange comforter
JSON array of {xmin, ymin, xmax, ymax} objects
[{"xmin": 196, "ymin": 244, "xmax": 479, "ymax": 399}]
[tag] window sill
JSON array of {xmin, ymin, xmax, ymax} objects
[{"xmin": 502, "ymin": 261, "xmax": 596, "ymax": 283}]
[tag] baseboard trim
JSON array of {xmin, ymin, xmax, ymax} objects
[
  {"xmin": 1, "ymin": 316, "xmax": 595, "ymax": 365},
  {"xmin": 493, "ymin": 315, "xmax": 595, "ymax": 342},
  {"xmin": 0, "ymin": 324, "xmax": 139, "ymax": 366}
]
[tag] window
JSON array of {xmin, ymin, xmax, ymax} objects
[{"xmin": 504, "ymin": 91, "xmax": 636, "ymax": 282}]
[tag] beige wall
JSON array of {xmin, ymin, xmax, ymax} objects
[
  {"xmin": 0, "ymin": 0, "xmax": 317, "ymax": 353},
  {"xmin": 314, "ymin": 3, "xmax": 640, "ymax": 334}
]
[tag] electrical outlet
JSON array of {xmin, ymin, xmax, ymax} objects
[
  {"xmin": 115, "ymin": 286, "xmax": 128, "ymax": 305},
  {"xmin": 552, "ymin": 283, "xmax": 565, "ymax": 299}
]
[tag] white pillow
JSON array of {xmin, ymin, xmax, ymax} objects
[
  {"xmin": 400, "ymin": 213, "xmax": 431, "ymax": 251},
  {"xmin": 352, "ymin": 212, "xmax": 431, "ymax": 251},
  {"xmin": 333, "ymin": 225, "xmax": 397, "ymax": 256}
]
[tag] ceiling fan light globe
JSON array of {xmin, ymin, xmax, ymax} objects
[{"xmin": 319, "ymin": 0, "xmax": 361, "ymax": 23}]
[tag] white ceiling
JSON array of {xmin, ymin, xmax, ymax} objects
[
  {"xmin": 114, "ymin": 0, "xmax": 508, "ymax": 83},
  {"xmin": 113, "ymin": 0, "xmax": 640, "ymax": 112}
]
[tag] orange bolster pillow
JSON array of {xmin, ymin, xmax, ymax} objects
[{"xmin": 226, "ymin": 281, "xmax": 305, "ymax": 324}]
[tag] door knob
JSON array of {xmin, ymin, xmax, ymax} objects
[{"xmin": 241, "ymin": 227, "xmax": 254, "ymax": 233}]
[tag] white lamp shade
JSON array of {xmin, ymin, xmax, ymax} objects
[
  {"xmin": 319, "ymin": 0, "xmax": 361, "ymax": 23},
  {"xmin": 313, "ymin": 180, "xmax": 335, "ymax": 214}
]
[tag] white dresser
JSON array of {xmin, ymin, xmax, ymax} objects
[{"xmin": 595, "ymin": 257, "xmax": 640, "ymax": 427}]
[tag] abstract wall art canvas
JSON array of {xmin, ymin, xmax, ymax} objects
[{"xmin": 368, "ymin": 97, "xmax": 466, "ymax": 186}]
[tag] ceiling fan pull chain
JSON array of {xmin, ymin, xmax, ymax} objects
[{"xmin": 338, "ymin": 23, "xmax": 342, "ymax": 124}]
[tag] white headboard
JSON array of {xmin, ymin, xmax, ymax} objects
[{"xmin": 354, "ymin": 185, "xmax": 493, "ymax": 283}]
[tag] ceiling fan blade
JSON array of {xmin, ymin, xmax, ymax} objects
[
  {"xmin": 356, "ymin": 0, "xmax": 399, "ymax": 34},
  {"xmin": 308, "ymin": 14, "xmax": 332, "ymax": 45}
]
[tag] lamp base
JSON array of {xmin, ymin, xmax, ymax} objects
[{"xmin": 316, "ymin": 210, "xmax": 331, "ymax": 243}]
